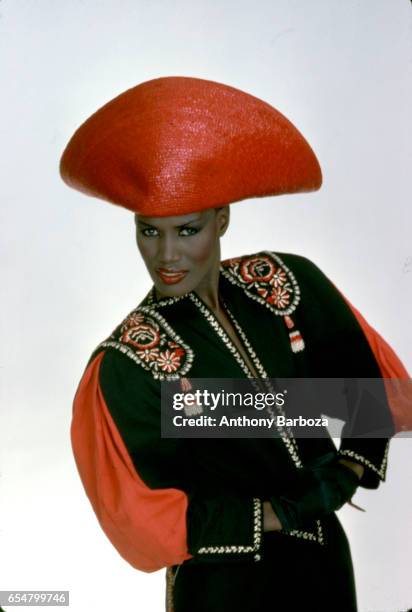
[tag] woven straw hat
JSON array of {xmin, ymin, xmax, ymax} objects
[{"xmin": 60, "ymin": 76, "xmax": 322, "ymax": 216}]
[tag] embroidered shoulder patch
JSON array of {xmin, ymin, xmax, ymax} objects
[
  {"xmin": 97, "ymin": 306, "xmax": 194, "ymax": 380},
  {"xmin": 221, "ymin": 251, "xmax": 301, "ymax": 316}
]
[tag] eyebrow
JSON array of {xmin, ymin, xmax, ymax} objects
[{"xmin": 137, "ymin": 217, "xmax": 202, "ymax": 228}]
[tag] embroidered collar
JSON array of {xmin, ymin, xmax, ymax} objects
[
  {"xmin": 96, "ymin": 305, "xmax": 194, "ymax": 381},
  {"xmin": 220, "ymin": 251, "xmax": 300, "ymax": 316}
]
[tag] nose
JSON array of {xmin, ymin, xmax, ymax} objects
[{"xmin": 157, "ymin": 233, "xmax": 180, "ymax": 265}]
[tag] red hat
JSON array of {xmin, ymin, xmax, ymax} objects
[{"xmin": 59, "ymin": 76, "xmax": 322, "ymax": 216}]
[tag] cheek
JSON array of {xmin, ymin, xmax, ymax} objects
[
  {"xmin": 187, "ymin": 229, "xmax": 218, "ymax": 265},
  {"xmin": 136, "ymin": 238, "xmax": 155, "ymax": 267}
]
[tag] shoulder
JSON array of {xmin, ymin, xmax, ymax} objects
[
  {"xmin": 220, "ymin": 250, "xmax": 330, "ymax": 316},
  {"xmin": 224, "ymin": 252, "xmax": 363, "ymax": 337},
  {"xmin": 88, "ymin": 301, "xmax": 194, "ymax": 381},
  {"xmin": 221, "ymin": 250, "xmax": 326, "ymax": 281}
]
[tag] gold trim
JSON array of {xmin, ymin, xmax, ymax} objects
[
  {"xmin": 338, "ymin": 440, "xmax": 390, "ymax": 480},
  {"xmin": 222, "ymin": 301, "xmax": 303, "ymax": 467},
  {"xmin": 146, "ymin": 288, "xmax": 188, "ymax": 308},
  {"xmin": 188, "ymin": 293, "xmax": 256, "ymax": 378},
  {"xmin": 287, "ymin": 520, "xmax": 324, "ymax": 544},
  {"xmin": 197, "ymin": 498, "xmax": 263, "ymax": 556},
  {"xmin": 188, "ymin": 294, "xmax": 323, "ymax": 546}
]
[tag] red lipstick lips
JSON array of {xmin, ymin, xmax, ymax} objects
[{"xmin": 157, "ymin": 268, "xmax": 188, "ymax": 285}]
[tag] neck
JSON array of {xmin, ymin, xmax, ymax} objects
[
  {"xmin": 195, "ymin": 285, "xmax": 222, "ymax": 312},
  {"xmin": 193, "ymin": 250, "xmax": 222, "ymax": 312}
]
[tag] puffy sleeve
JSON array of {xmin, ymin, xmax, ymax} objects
[
  {"xmin": 342, "ymin": 297, "xmax": 411, "ymax": 434},
  {"xmin": 336, "ymin": 297, "xmax": 411, "ymax": 488},
  {"xmin": 71, "ymin": 349, "xmax": 263, "ymax": 573},
  {"xmin": 291, "ymin": 254, "xmax": 410, "ymax": 489}
]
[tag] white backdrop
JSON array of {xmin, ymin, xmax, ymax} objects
[{"xmin": 1, "ymin": 1, "xmax": 411, "ymax": 611}]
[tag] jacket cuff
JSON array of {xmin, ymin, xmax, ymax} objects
[
  {"xmin": 187, "ymin": 496, "xmax": 263, "ymax": 563},
  {"xmin": 338, "ymin": 439, "xmax": 390, "ymax": 489}
]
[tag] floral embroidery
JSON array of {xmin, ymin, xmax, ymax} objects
[
  {"xmin": 221, "ymin": 251, "xmax": 300, "ymax": 316},
  {"xmin": 268, "ymin": 286, "xmax": 291, "ymax": 308},
  {"xmin": 97, "ymin": 306, "xmax": 194, "ymax": 380},
  {"xmin": 123, "ymin": 311, "xmax": 145, "ymax": 327},
  {"xmin": 121, "ymin": 321, "xmax": 161, "ymax": 350},
  {"xmin": 272, "ymin": 269, "xmax": 288, "ymax": 288},
  {"xmin": 137, "ymin": 348, "xmax": 160, "ymax": 363},
  {"xmin": 157, "ymin": 349, "xmax": 182, "ymax": 373},
  {"xmin": 240, "ymin": 255, "xmax": 278, "ymax": 283}
]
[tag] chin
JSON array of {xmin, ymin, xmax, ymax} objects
[{"xmin": 154, "ymin": 281, "xmax": 192, "ymax": 299}]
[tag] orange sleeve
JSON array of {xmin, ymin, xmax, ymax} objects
[
  {"xmin": 71, "ymin": 351, "xmax": 193, "ymax": 573},
  {"xmin": 343, "ymin": 298, "xmax": 411, "ymax": 433}
]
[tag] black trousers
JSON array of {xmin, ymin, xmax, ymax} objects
[{"xmin": 171, "ymin": 514, "xmax": 357, "ymax": 612}]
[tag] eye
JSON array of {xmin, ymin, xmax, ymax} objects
[
  {"xmin": 140, "ymin": 227, "xmax": 159, "ymax": 237},
  {"xmin": 179, "ymin": 227, "xmax": 199, "ymax": 236}
]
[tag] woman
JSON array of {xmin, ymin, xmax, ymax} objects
[{"xmin": 60, "ymin": 76, "xmax": 408, "ymax": 611}]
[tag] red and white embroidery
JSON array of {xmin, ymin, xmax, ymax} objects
[
  {"xmin": 221, "ymin": 251, "xmax": 305, "ymax": 353},
  {"xmin": 137, "ymin": 348, "xmax": 160, "ymax": 363},
  {"xmin": 99, "ymin": 307, "xmax": 194, "ymax": 380},
  {"xmin": 121, "ymin": 322, "xmax": 161, "ymax": 350},
  {"xmin": 221, "ymin": 251, "xmax": 300, "ymax": 316},
  {"xmin": 157, "ymin": 349, "xmax": 182, "ymax": 373},
  {"xmin": 240, "ymin": 255, "xmax": 277, "ymax": 283},
  {"xmin": 268, "ymin": 286, "xmax": 291, "ymax": 309},
  {"xmin": 122, "ymin": 312, "xmax": 145, "ymax": 327}
]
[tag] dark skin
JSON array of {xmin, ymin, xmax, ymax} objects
[
  {"xmin": 135, "ymin": 207, "xmax": 364, "ymax": 531},
  {"xmin": 135, "ymin": 207, "xmax": 260, "ymax": 375}
]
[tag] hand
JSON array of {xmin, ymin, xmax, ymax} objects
[
  {"xmin": 338, "ymin": 458, "xmax": 364, "ymax": 481},
  {"xmin": 269, "ymin": 452, "xmax": 360, "ymax": 533},
  {"xmin": 263, "ymin": 501, "xmax": 283, "ymax": 532}
]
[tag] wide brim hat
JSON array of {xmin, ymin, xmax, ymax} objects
[{"xmin": 60, "ymin": 76, "xmax": 322, "ymax": 217}]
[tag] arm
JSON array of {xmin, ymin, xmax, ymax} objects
[
  {"xmin": 289, "ymin": 254, "xmax": 406, "ymax": 489},
  {"xmin": 342, "ymin": 296, "xmax": 411, "ymax": 435},
  {"xmin": 71, "ymin": 350, "xmax": 264, "ymax": 572},
  {"xmin": 334, "ymin": 299, "xmax": 409, "ymax": 488},
  {"xmin": 267, "ymin": 451, "xmax": 361, "ymax": 533}
]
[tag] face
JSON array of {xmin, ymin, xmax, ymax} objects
[{"xmin": 135, "ymin": 207, "xmax": 230, "ymax": 299}]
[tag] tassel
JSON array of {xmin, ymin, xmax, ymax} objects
[
  {"xmin": 184, "ymin": 403, "xmax": 203, "ymax": 417},
  {"xmin": 283, "ymin": 315, "xmax": 305, "ymax": 353},
  {"xmin": 180, "ymin": 377, "xmax": 203, "ymax": 416},
  {"xmin": 284, "ymin": 315, "xmax": 294, "ymax": 329},
  {"xmin": 180, "ymin": 377, "xmax": 192, "ymax": 392},
  {"xmin": 289, "ymin": 330, "xmax": 305, "ymax": 353}
]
